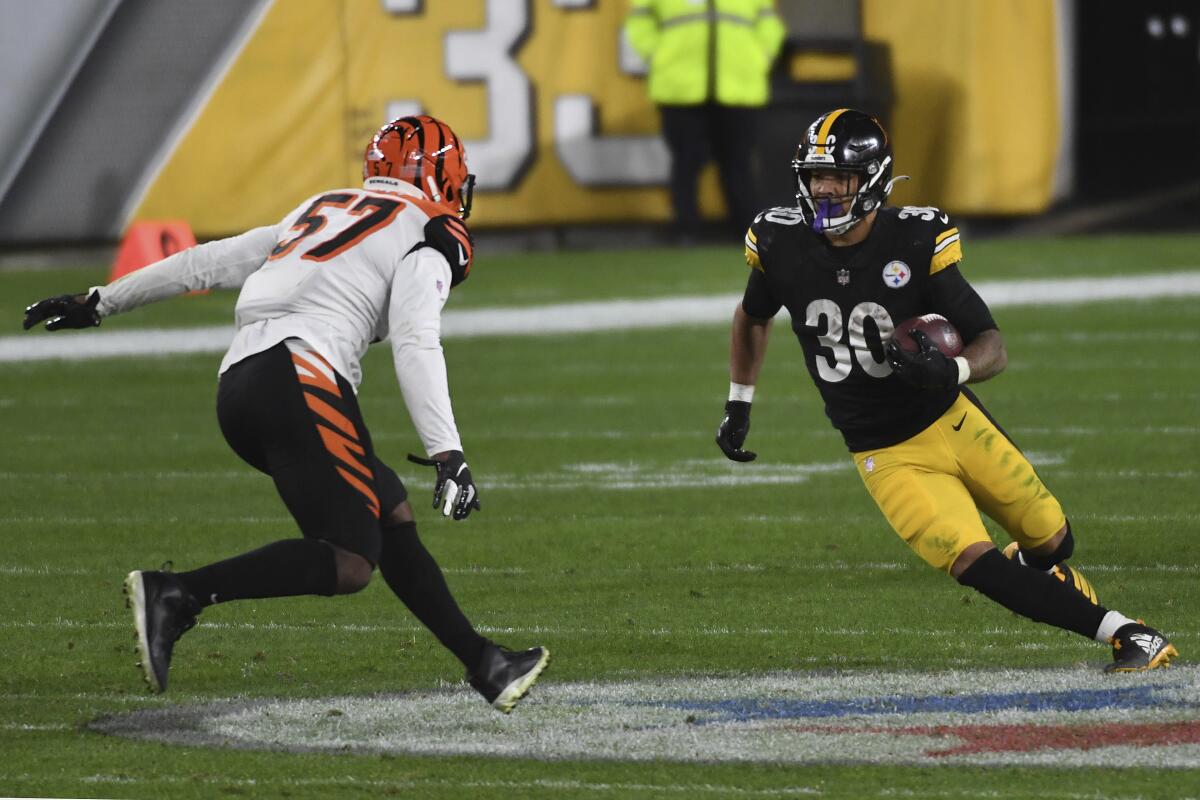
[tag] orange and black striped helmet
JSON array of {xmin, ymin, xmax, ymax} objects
[{"xmin": 363, "ymin": 115, "xmax": 476, "ymax": 219}]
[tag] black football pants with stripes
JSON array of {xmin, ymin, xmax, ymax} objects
[
  {"xmin": 180, "ymin": 340, "xmax": 485, "ymax": 669},
  {"xmin": 216, "ymin": 341, "xmax": 406, "ymax": 564}
]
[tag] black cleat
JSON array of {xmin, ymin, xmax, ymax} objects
[
  {"xmin": 123, "ymin": 570, "xmax": 201, "ymax": 692},
  {"xmin": 467, "ymin": 642, "xmax": 550, "ymax": 713},
  {"xmin": 1106, "ymin": 622, "xmax": 1179, "ymax": 673}
]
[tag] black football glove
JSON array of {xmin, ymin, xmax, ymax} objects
[
  {"xmin": 407, "ymin": 450, "xmax": 481, "ymax": 520},
  {"xmin": 716, "ymin": 400, "xmax": 757, "ymax": 462},
  {"xmin": 23, "ymin": 290, "xmax": 101, "ymax": 331},
  {"xmin": 886, "ymin": 329, "xmax": 960, "ymax": 391},
  {"xmin": 418, "ymin": 215, "xmax": 474, "ymax": 287}
]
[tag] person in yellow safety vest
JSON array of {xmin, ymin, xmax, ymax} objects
[{"xmin": 625, "ymin": 0, "xmax": 786, "ymax": 242}]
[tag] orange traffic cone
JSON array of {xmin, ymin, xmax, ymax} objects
[{"xmin": 110, "ymin": 220, "xmax": 197, "ymax": 282}]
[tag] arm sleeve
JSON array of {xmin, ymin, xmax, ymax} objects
[
  {"xmin": 624, "ymin": 0, "xmax": 659, "ymax": 60},
  {"xmin": 926, "ymin": 264, "xmax": 997, "ymax": 343},
  {"xmin": 388, "ymin": 247, "xmax": 463, "ymax": 456},
  {"xmin": 741, "ymin": 267, "xmax": 782, "ymax": 320},
  {"xmin": 91, "ymin": 225, "xmax": 278, "ymax": 317}
]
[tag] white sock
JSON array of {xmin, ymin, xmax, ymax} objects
[
  {"xmin": 1095, "ymin": 610, "xmax": 1137, "ymax": 643},
  {"xmin": 1016, "ymin": 551, "xmax": 1055, "ymax": 573}
]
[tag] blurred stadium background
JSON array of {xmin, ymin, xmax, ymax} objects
[{"xmin": 1, "ymin": 0, "xmax": 1198, "ymax": 255}]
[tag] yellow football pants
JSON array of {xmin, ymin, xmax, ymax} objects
[{"xmin": 853, "ymin": 392, "xmax": 1066, "ymax": 573}]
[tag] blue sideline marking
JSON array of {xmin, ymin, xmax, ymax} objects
[{"xmin": 648, "ymin": 685, "xmax": 1191, "ymax": 722}]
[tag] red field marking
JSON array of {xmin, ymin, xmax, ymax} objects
[
  {"xmin": 785, "ymin": 721, "xmax": 1200, "ymax": 758},
  {"xmin": 911, "ymin": 720, "xmax": 1200, "ymax": 757}
]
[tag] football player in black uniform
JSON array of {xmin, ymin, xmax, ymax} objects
[{"xmin": 716, "ymin": 108, "xmax": 1177, "ymax": 672}]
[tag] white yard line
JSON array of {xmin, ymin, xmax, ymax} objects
[
  {"xmin": 5, "ymin": 271, "xmax": 1200, "ymax": 362},
  {"xmin": 0, "ymin": 723, "xmax": 72, "ymax": 731}
]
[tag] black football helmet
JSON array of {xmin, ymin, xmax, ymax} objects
[{"xmin": 792, "ymin": 109, "xmax": 904, "ymax": 235}]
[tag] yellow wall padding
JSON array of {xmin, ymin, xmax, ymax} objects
[
  {"xmin": 136, "ymin": 0, "xmax": 1060, "ymax": 234},
  {"xmin": 137, "ymin": 2, "xmax": 348, "ymax": 235},
  {"xmin": 136, "ymin": 0, "xmax": 694, "ymax": 234},
  {"xmin": 789, "ymin": 51, "xmax": 857, "ymax": 83},
  {"xmin": 862, "ymin": 0, "xmax": 1059, "ymax": 214}
]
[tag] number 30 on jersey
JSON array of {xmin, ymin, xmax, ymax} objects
[{"xmin": 806, "ymin": 299, "xmax": 895, "ymax": 382}]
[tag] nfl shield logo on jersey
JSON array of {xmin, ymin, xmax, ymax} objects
[
  {"xmin": 882, "ymin": 261, "xmax": 910, "ymax": 288},
  {"xmin": 836, "ymin": 268, "xmax": 851, "ymax": 286}
]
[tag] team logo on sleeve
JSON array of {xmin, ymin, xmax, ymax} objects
[{"xmin": 882, "ymin": 261, "xmax": 910, "ymax": 288}]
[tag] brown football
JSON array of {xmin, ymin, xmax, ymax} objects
[{"xmin": 892, "ymin": 314, "xmax": 963, "ymax": 357}]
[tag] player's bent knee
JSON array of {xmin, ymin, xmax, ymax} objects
[
  {"xmin": 951, "ymin": 542, "xmax": 998, "ymax": 582},
  {"xmin": 906, "ymin": 523, "xmax": 992, "ymax": 575},
  {"xmin": 1045, "ymin": 522, "xmax": 1074, "ymax": 562},
  {"xmin": 1019, "ymin": 522, "xmax": 1074, "ymax": 570},
  {"xmin": 331, "ymin": 545, "xmax": 374, "ymax": 594},
  {"xmin": 384, "ymin": 500, "xmax": 414, "ymax": 527}
]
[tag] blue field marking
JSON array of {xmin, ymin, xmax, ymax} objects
[
  {"xmin": 91, "ymin": 667, "xmax": 1200, "ymax": 767},
  {"xmin": 648, "ymin": 684, "xmax": 1189, "ymax": 722}
]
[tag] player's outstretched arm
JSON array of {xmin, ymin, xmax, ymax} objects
[
  {"xmin": 717, "ymin": 305, "xmax": 773, "ymax": 462},
  {"xmin": 23, "ymin": 291, "xmax": 101, "ymax": 331},
  {"xmin": 23, "ymin": 226, "xmax": 278, "ymax": 331}
]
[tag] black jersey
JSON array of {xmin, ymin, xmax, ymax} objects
[{"xmin": 741, "ymin": 205, "xmax": 996, "ymax": 452}]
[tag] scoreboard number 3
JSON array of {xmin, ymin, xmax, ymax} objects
[{"xmin": 382, "ymin": 0, "xmax": 670, "ymax": 190}]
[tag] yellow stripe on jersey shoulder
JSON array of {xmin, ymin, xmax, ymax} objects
[
  {"xmin": 744, "ymin": 227, "xmax": 763, "ymax": 271},
  {"xmin": 745, "ymin": 246, "xmax": 763, "ymax": 271},
  {"xmin": 930, "ymin": 226, "xmax": 962, "ymax": 274},
  {"xmin": 935, "ymin": 227, "xmax": 959, "ymax": 245},
  {"xmin": 931, "ymin": 239, "xmax": 960, "ymax": 273}
]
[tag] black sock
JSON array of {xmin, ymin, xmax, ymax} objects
[
  {"xmin": 957, "ymin": 549, "xmax": 1106, "ymax": 639},
  {"xmin": 178, "ymin": 538, "xmax": 338, "ymax": 607},
  {"xmin": 1018, "ymin": 526, "xmax": 1075, "ymax": 572},
  {"xmin": 378, "ymin": 520, "xmax": 486, "ymax": 669},
  {"xmin": 1016, "ymin": 548, "xmax": 1059, "ymax": 572}
]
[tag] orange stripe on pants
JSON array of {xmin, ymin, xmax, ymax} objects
[
  {"xmin": 291, "ymin": 353, "xmax": 341, "ymax": 397},
  {"xmin": 303, "ymin": 391, "xmax": 359, "ymax": 440},
  {"xmin": 336, "ymin": 465, "xmax": 380, "ymax": 518},
  {"xmin": 315, "ymin": 423, "xmax": 373, "ymax": 481}
]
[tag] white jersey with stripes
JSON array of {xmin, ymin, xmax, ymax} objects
[{"xmin": 92, "ymin": 178, "xmax": 463, "ymax": 456}]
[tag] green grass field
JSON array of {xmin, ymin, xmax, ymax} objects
[{"xmin": 2, "ymin": 233, "xmax": 1199, "ymax": 798}]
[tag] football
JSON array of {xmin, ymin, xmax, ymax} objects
[{"xmin": 891, "ymin": 314, "xmax": 963, "ymax": 357}]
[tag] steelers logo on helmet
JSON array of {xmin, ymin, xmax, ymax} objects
[
  {"xmin": 363, "ymin": 115, "xmax": 476, "ymax": 219},
  {"xmin": 792, "ymin": 109, "xmax": 908, "ymax": 235}
]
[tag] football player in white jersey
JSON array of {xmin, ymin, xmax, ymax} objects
[{"xmin": 23, "ymin": 115, "xmax": 549, "ymax": 712}]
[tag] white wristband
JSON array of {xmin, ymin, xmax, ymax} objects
[
  {"xmin": 729, "ymin": 382, "xmax": 755, "ymax": 403},
  {"xmin": 954, "ymin": 356, "xmax": 971, "ymax": 385}
]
